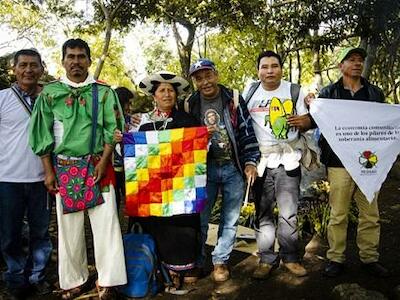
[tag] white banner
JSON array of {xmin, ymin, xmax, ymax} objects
[{"xmin": 310, "ymin": 99, "xmax": 400, "ymax": 203}]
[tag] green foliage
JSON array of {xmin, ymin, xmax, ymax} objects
[
  {"xmin": 49, "ymin": 32, "xmax": 134, "ymax": 89},
  {"xmin": 142, "ymin": 37, "xmax": 175, "ymax": 74},
  {"xmin": 298, "ymin": 180, "xmax": 331, "ymax": 238},
  {"xmin": 0, "ymin": 0, "xmax": 64, "ymax": 49},
  {"xmin": 1, "ymin": 0, "xmax": 399, "ymax": 102},
  {"xmin": 209, "ymin": 197, "xmax": 255, "ymax": 228},
  {"xmin": 239, "ymin": 203, "xmax": 256, "ymax": 228},
  {"xmin": 194, "ymin": 27, "xmax": 337, "ymax": 90},
  {"xmin": 106, "ymin": 0, "xmax": 272, "ymax": 78},
  {"xmin": 110, "ymin": 0, "xmax": 265, "ymax": 28},
  {"xmin": 365, "ymin": 0, "xmax": 400, "ymax": 103},
  {"xmin": 0, "ymin": 54, "xmax": 13, "ymax": 89},
  {"xmin": 89, "ymin": 34, "xmax": 134, "ymax": 88},
  {"xmin": 298, "ymin": 179, "xmax": 360, "ymax": 239},
  {"xmin": 199, "ymin": 27, "xmax": 262, "ymax": 90}
]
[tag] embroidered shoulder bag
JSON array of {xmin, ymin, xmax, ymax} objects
[{"xmin": 54, "ymin": 83, "xmax": 105, "ymax": 214}]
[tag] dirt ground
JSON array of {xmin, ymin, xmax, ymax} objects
[{"xmin": 1, "ymin": 169, "xmax": 399, "ymax": 300}]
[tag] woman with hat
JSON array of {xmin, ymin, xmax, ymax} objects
[
  {"xmin": 122, "ymin": 71, "xmax": 202, "ymax": 289},
  {"xmin": 135, "ymin": 71, "xmax": 194, "ymax": 130}
]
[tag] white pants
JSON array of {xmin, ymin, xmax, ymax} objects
[{"xmin": 56, "ymin": 185, "xmax": 127, "ymax": 289}]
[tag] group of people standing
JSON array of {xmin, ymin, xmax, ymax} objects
[{"xmin": 0, "ymin": 36, "xmax": 389, "ymax": 300}]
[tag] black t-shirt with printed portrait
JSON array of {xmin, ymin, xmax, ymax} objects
[{"xmin": 200, "ymin": 93, "xmax": 232, "ymax": 162}]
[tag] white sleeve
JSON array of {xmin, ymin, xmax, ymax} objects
[{"xmin": 128, "ymin": 113, "xmax": 151, "ymax": 132}]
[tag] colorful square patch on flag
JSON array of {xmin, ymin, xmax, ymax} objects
[{"xmin": 123, "ymin": 127, "xmax": 208, "ymax": 217}]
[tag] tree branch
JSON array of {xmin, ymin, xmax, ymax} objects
[{"xmin": 93, "ymin": 0, "xmax": 124, "ymax": 79}]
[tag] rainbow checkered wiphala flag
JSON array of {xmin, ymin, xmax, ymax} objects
[{"xmin": 123, "ymin": 127, "xmax": 208, "ymax": 217}]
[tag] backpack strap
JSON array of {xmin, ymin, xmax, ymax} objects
[
  {"xmin": 244, "ymin": 81, "xmax": 261, "ymax": 104},
  {"xmin": 183, "ymin": 95, "xmax": 190, "ymax": 113},
  {"xmin": 233, "ymin": 89, "xmax": 239, "ymax": 108},
  {"xmin": 90, "ymin": 83, "xmax": 98, "ymax": 154},
  {"xmin": 290, "ymin": 83, "xmax": 301, "ymax": 105}
]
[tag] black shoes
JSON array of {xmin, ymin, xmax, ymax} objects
[
  {"xmin": 362, "ymin": 262, "xmax": 390, "ymax": 278},
  {"xmin": 7, "ymin": 281, "xmax": 53, "ymax": 300},
  {"xmin": 323, "ymin": 260, "xmax": 390, "ymax": 278},
  {"xmin": 323, "ymin": 261, "xmax": 344, "ymax": 277},
  {"xmin": 8, "ymin": 287, "xmax": 30, "ymax": 300},
  {"xmin": 32, "ymin": 280, "xmax": 53, "ymax": 295}
]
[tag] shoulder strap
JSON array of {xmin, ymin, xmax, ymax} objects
[
  {"xmin": 233, "ymin": 89, "xmax": 239, "ymax": 108},
  {"xmin": 90, "ymin": 83, "xmax": 98, "ymax": 154},
  {"xmin": 10, "ymin": 86, "xmax": 32, "ymax": 116},
  {"xmin": 244, "ymin": 81, "xmax": 261, "ymax": 104},
  {"xmin": 183, "ymin": 94, "xmax": 191, "ymax": 113},
  {"xmin": 290, "ymin": 83, "xmax": 301, "ymax": 104}
]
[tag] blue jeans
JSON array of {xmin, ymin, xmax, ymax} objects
[
  {"xmin": 0, "ymin": 182, "xmax": 52, "ymax": 289},
  {"xmin": 200, "ymin": 161, "xmax": 244, "ymax": 265},
  {"xmin": 252, "ymin": 166, "xmax": 300, "ymax": 264}
]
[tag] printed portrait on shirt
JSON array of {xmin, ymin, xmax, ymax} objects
[
  {"xmin": 204, "ymin": 109, "xmax": 231, "ymax": 160},
  {"xmin": 204, "ymin": 109, "xmax": 220, "ymax": 127}
]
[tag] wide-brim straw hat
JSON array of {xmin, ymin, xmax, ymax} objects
[{"xmin": 139, "ymin": 71, "xmax": 191, "ymax": 96}]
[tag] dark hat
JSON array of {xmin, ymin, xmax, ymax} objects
[
  {"xmin": 139, "ymin": 71, "xmax": 190, "ymax": 96},
  {"xmin": 189, "ymin": 59, "xmax": 216, "ymax": 76},
  {"xmin": 337, "ymin": 47, "xmax": 367, "ymax": 63}
]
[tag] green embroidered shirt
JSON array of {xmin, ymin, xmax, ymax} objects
[{"xmin": 29, "ymin": 81, "xmax": 124, "ymax": 157}]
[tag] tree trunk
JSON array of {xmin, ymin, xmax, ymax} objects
[
  {"xmin": 360, "ymin": 37, "xmax": 378, "ymax": 80},
  {"xmin": 289, "ymin": 54, "xmax": 292, "ymax": 82},
  {"xmin": 204, "ymin": 29, "xmax": 207, "ymax": 58},
  {"xmin": 312, "ymin": 44, "xmax": 323, "ymax": 90},
  {"xmin": 296, "ymin": 50, "xmax": 301, "ymax": 84},
  {"xmin": 171, "ymin": 21, "xmax": 196, "ymax": 80},
  {"xmin": 387, "ymin": 37, "xmax": 400, "ymax": 103},
  {"xmin": 93, "ymin": 0, "xmax": 124, "ymax": 80},
  {"xmin": 94, "ymin": 21, "xmax": 112, "ymax": 80}
]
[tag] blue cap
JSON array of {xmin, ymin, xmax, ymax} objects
[{"xmin": 189, "ymin": 59, "xmax": 216, "ymax": 76}]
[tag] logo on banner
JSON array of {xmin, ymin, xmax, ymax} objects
[{"xmin": 359, "ymin": 150, "xmax": 378, "ymax": 169}]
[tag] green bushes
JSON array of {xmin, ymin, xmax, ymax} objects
[
  {"xmin": 298, "ymin": 180, "xmax": 331, "ymax": 238},
  {"xmin": 298, "ymin": 179, "xmax": 359, "ymax": 239}
]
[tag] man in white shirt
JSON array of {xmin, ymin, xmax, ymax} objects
[
  {"xmin": 243, "ymin": 50, "xmax": 308, "ymax": 279},
  {"xmin": 0, "ymin": 49, "xmax": 52, "ymax": 299}
]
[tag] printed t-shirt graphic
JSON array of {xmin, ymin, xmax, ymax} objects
[
  {"xmin": 204, "ymin": 109, "xmax": 231, "ymax": 161},
  {"xmin": 246, "ymin": 80, "xmax": 307, "ymax": 146}
]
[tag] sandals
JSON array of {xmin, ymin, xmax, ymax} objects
[
  {"xmin": 164, "ymin": 270, "xmax": 192, "ymax": 295},
  {"xmin": 96, "ymin": 281, "xmax": 116, "ymax": 300},
  {"xmin": 183, "ymin": 267, "xmax": 203, "ymax": 284},
  {"xmin": 168, "ymin": 270, "xmax": 182, "ymax": 289},
  {"xmin": 59, "ymin": 286, "xmax": 83, "ymax": 300}
]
